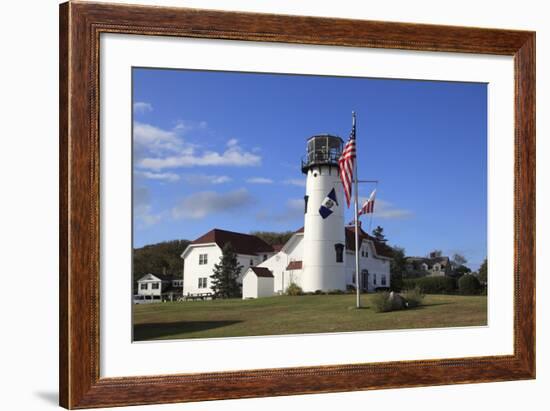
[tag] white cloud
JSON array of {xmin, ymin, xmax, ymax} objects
[
  {"xmin": 181, "ymin": 174, "xmax": 233, "ymax": 185},
  {"xmin": 359, "ymin": 197, "xmax": 413, "ymax": 220},
  {"xmin": 133, "ymin": 102, "xmax": 153, "ymax": 114},
  {"xmin": 136, "ymin": 170, "xmax": 180, "ymax": 182},
  {"xmin": 284, "ymin": 178, "xmax": 306, "ymax": 187},
  {"xmin": 172, "ymin": 188, "xmax": 253, "ymax": 220},
  {"xmin": 133, "ymin": 122, "xmax": 183, "ymax": 155},
  {"xmin": 247, "ymin": 177, "xmax": 273, "ymax": 184},
  {"xmin": 174, "ymin": 119, "xmax": 207, "ymax": 133},
  {"xmin": 134, "ymin": 122, "xmax": 262, "ymax": 170},
  {"xmin": 133, "ymin": 186, "xmax": 163, "ymax": 226},
  {"xmin": 138, "ymin": 145, "xmax": 262, "ymax": 170}
]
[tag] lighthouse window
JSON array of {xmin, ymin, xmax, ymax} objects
[
  {"xmin": 304, "ymin": 195, "xmax": 309, "ymax": 213},
  {"xmin": 334, "ymin": 243, "xmax": 344, "ymax": 263}
]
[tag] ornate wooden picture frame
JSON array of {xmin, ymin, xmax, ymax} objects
[{"xmin": 59, "ymin": 1, "xmax": 535, "ymax": 408}]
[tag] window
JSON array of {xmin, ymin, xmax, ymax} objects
[
  {"xmin": 263, "ymin": 254, "xmax": 268, "ymax": 261},
  {"xmin": 152, "ymin": 283, "xmax": 159, "ymax": 289},
  {"xmin": 373, "ymin": 274, "xmax": 377, "ymax": 285},
  {"xmin": 198, "ymin": 277, "xmax": 207, "ymax": 289},
  {"xmin": 199, "ymin": 253, "xmax": 208, "ymax": 265},
  {"xmin": 140, "ymin": 283, "xmax": 147, "ymax": 290},
  {"xmin": 334, "ymin": 243, "xmax": 344, "ymax": 263},
  {"xmin": 250, "ymin": 259, "xmax": 254, "ymax": 266},
  {"xmin": 304, "ymin": 195, "xmax": 309, "ymax": 213},
  {"xmin": 381, "ymin": 275, "xmax": 387, "ymax": 286}
]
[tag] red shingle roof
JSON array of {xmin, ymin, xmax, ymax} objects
[
  {"xmin": 191, "ymin": 229, "xmax": 274, "ymax": 255},
  {"xmin": 286, "ymin": 260, "xmax": 303, "ymax": 270},
  {"xmin": 272, "ymin": 244, "xmax": 284, "ymax": 252},
  {"xmin": 344, "ymin": 226, "xmax": 394, "ymax": 258},
  {"xmin": 249, "ymin": 267, "xmax": 274, "ymax": 278}
]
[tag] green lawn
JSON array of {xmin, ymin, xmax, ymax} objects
[{"xmin": 133, "ymin": 294, "xmax": 487, "ymax": 341}]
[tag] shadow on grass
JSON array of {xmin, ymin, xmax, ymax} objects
[
  {"xmin": 134, "ymin": 320, "xmax": 242, "ymax": 341},
  {"xmin": 402, "ymin": 302, "xmax": 453, "ymax": 311}
]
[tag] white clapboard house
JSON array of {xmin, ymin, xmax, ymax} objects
[
  {"xmin": 180, "ymin": 134, "xmax": 392, "ymax": 299},
  {"xmin": 135, "ymin": 273, "xmax": 183, "ymax": 302}
]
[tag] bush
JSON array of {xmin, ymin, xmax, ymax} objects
[
  {"xmin": 371, "ymin": 292, "xmax": 394, "ymax": 313},
  {"xmin": 327, "ymin": 289, "xmax": 345, "ymax": 295},
  {"xmin": 458, "ymin": 274, "xmax": 481, "ymax": 295},
  {"xmin": 285, "ymin": 282, "xmax": 303, "ymax": 296},
  {"xmin": 402, "ymin": 286, "xmax": 425, "ymax": 308},
  {"xmin": 403, "ymin": 276, "xmax": 457, "ymax": 294},
  {"xmin": 314, "ymin": 289, "xmax": 324, "ymax": 295}
]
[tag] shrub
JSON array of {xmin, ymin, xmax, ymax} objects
[
  {"xmin": 327, "ymin": 289, "xmax": 345, "ymax": 295},
  {"xmin": 371, "ymin": 292, "xmax": 393, "ymax": 313},
  {"xmin": 285, "ymin": 282, "xmax": 303, "ymax": 296},
  {"xmin": 314, "ymin": 289, "xmax": 324, "ymax": 295},
  {"xmin": 402, "ymin": 286, "xmax": 425, "ymax": 308},
  {"xmin": 403, "ymin": 276, "xmax": 457, "ymax": 294},
  {"xmin": 458, "ymin": 274, "xmax": 481, "ymax": 295}
]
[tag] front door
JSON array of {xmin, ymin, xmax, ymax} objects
[{"xmin": 361, "ymin": 270, "xmax": 369, "ymax": 292}]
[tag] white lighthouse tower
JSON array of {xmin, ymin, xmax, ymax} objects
[{"xmin": 301, "ymin": 134, "xmax": 347, "ymax": 292}]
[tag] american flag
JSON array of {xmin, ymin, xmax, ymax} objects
[
  {"xmin": 358, "ymin": 189, "xmax": 376, "ymax": 216},
  {"xmin": 338, "ymin": 122, "xmax": 356, "ymax": 207}
]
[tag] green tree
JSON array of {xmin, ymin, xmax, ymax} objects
[
  {"xmin": 250, "ymin": 231, "xmax": 294, "ymax": 246},
  {"xmin": 453, "ymin": 265, "xmax": 472, "ymax": 278},
  {"xmin": 451, "ymin": 253, "xmax": 467, "ymax": 268},
  {"xmin": 478, "ymin": 258, "xmax": 488, "ymax": 284},
  {"xmin": 372, "ymin": 226, "xmax": 387, "ymax": 243},
  {"xmin": 210, "ymin": 242, "xmax": 243, "ymax": 299},
  {"xmin": 428, "ymin": 249, "xmax": 442, "ymax": 258},
  {"xmin": 390, "ymin": 246, "xmax": 406, "ymax": 291}
]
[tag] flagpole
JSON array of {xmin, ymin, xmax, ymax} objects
[{"xmin": 353, "ymin": 112, "xmax": 361, "ymax": 309}]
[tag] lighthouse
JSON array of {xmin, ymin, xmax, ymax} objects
[{"xmin": 301, "ymin": 134, "xmax": 347, "ymax": 292}]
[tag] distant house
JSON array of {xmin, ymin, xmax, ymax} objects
[
  {"xmin": 242, "ymin": 267, "xmax": 275, "ymax": 299},
  {"xmin": 135, "ymin": 273, "xmax": 183, "ymax": 302},
  {"xmin": 403, "ymin": 254, "xmax": 452, "ymax": 277}
]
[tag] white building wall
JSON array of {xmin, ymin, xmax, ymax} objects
[
  {"xmin": 258, "ymin": 252, "xmax": 288, "ymax": 293},
  {"xmin": 346, "ymin": 241, "xmax": 391, "ymax": 291},
  {"xmin": 258, "ymin": 234, "xmax": 305, "ymax": 293},
  {"xmin": 182, "ymin": 244, "xmax": 222, "ymax": 295},
  {"xmin": 302, "ymin": 165, "xmax": 346, "ymax": 291},
  {"xmin": 257, "ymin": 277, "xmax": 275, "ymax": 298},
  {"xmin": 137, "ymin": 277, "xmax": 163, "ymax": 297},
  {"xmin": 242, "ymin": 271, "xmax": 275, "ymax": 299},
  {"xmin": 242, "ymin": 271, "xmax": 258, "ymax": 299}
]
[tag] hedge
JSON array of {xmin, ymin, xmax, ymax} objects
[
  {"xmin": 402, "ymin": 276, "xmax": 457, "ymax": 294},
  {"xmin": 458, "ymin": 274, "xmax": 482, "ymax": 295}
]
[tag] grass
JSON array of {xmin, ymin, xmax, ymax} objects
[{"xmin": 133, "ymin": 294, "xmax": 487, "ymax": 341}]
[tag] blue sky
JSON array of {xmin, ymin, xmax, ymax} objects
[{"xmin": 132, "ymin": 68, "xmax": 487, "ymax": 270}]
